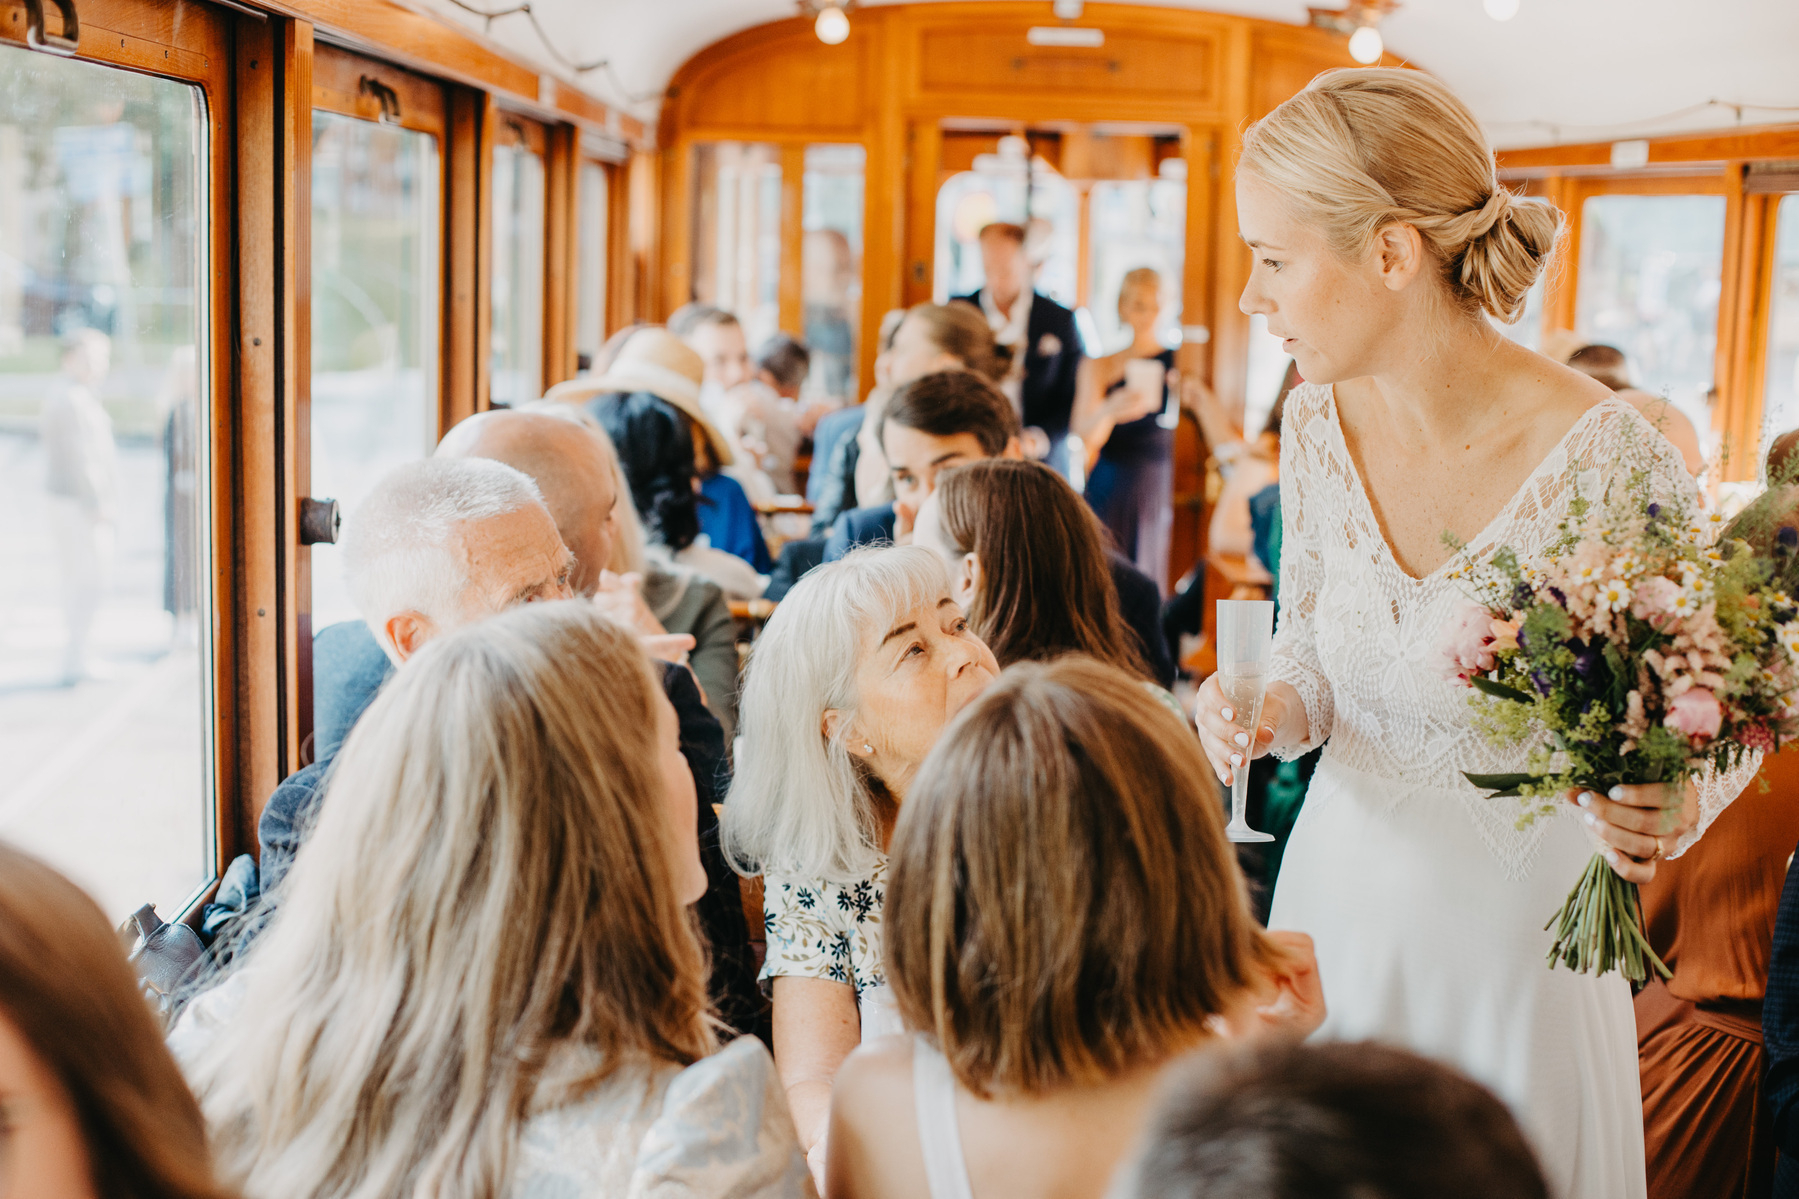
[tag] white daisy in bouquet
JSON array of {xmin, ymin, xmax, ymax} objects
[{"xmin": 1442, "ymin": 455, "xmax": 1799, "ymax": 981}]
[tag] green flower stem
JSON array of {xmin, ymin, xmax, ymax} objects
[{"xmin": 1544, "ymin": 853, "xmax": 1671, "ymax": 982}]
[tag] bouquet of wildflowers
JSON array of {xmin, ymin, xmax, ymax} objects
[{"xmin": 1442, "ymin": 461, "xmax": 1799, "ymax": 982}]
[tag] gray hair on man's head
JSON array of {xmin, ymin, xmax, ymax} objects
[
  {"xmin": 722, "ymin": 545, "xmax": 950, "ymax": 882},
  {"xmin": 340, "ymin": 458, "xmax": 545, "ymax": 654}
]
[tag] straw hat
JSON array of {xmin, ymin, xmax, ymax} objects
[{"xmin": 545, "ymin": 327, "xmax": 735, "ymax": 466}]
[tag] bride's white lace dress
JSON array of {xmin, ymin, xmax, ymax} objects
[{"xmin": 1267, "ymin": 383, "xmax": 1755, "ymax": 1199}]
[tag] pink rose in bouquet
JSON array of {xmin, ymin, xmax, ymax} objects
[{"xmin": 1666, "ymin": 688, "xmax": 1724, "ymax": 741}]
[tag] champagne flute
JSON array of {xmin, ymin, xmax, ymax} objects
[{"xmin": 1215, "ymin": 599, "xmax": 1277, "ymax": 843}]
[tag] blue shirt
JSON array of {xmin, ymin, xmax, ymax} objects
[{"xmin": 698, "ymin": 473, "xmax": 772, "ymax": 573}]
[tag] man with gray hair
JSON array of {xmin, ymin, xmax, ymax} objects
[{"xmin": 261, "ymin": 456, "xmax": 576, "ymax": 893}]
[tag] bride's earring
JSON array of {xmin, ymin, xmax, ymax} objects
[{"xmin": 863, "ymin": 742, "xmax": 874, "ymax": 754}]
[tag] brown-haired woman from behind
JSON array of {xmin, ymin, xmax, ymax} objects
[
  {"xmin": 824, "ymin": 657, "xmax": 1324, "ymax": 1199},
  {"xmin": 913, "ymin": 458, "xmax": 1173, "ymax": 704},
  {"xmin": 171, "ymin": 601, "xmax": 809, "ymax": 1199},
  {"xmin": 0, "ymin": 842, "xmax": 235, "ymax": 1199}
]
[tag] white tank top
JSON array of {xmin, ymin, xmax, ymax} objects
[{"xmin": 911, "ymin": 1037, "xmax": 976, "ymax": 1199}]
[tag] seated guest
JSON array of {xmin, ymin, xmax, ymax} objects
[
  {"xmin": 284, "ymin": 454, "xmax": 760, "ymax": 1037},
  {"xmin": 684, "ymin": 306, "xmax": 805, "ymax": 495},
  {"xmin": 174, "ymin": 604, "xmax": 808, "ymax": 1197},
  {"xmin": 557, "ymin": 327, "xmax": 773, "ymax": 575},
  {"xmin": 599, "ymin": 389, "xmax": 769, "ymax": 599},
  {"xmin": 826, "ymin": 657, "xmax": 1324, "ymax": 1199},
  {"xmin": 913, "ymin": 458, "xmax": 1170, "ymax": 707},
  {"xmin": 0, "ymin": 843, "xmax": 234, "ymax": 1199},
  {"xmin": 1564, "ymin": 342, "xmax": 1705, "ymax": 476},
  {"xmin": 721, "ymin": 546, "xmax": 999, "ymax": 1184},
  {"xmin": 809, "ymin": 307, "xmax": 907, "ymax": 525},
  {"xmin": 827, "ymin": 370, "xmax": 1176, "ymax": 687},
  {"xmin": 500, "ymin": 402, "xmax": 741, "ymax": 741},
  {"xmin": 757, "ymin": 330, "xmax": 834, "ymax": 437},
  {"xmin": 1114, "ymin": 1040, "xmax": 1548, "ymax": 1199}
]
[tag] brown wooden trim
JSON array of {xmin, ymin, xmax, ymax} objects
[
  {"xmin": 902, "ymin": 120, "xmax": 941, "ymax": 308},
  {"xmin": 475, "ymin": 94, "xmax": 497, "ymax": 411},
  {"xmin": 778, "ymin": 142, "xmax": 806, "ymax": 336},
  {"xmin": 660, "ymin": 140, "xmax": 692, "ymax": 318},
  {"xmin": 1724, "ymin": 191, "xmax": 1780, "ymax": 478},
  {"xmin": 286, "ymin": 22, "xmax": 315, "ymax": 775},
  {"xmin": 627, "ymin": 147, "xmax": 663, "ymax": 324},
  {"xmin": 444, "ymin": 86, "xmax": 486, "ymax": 430},
  {"xmin": 312, "ymin": 40, "xmax": 447, "ymax": 136},
  {"xmin": 257, "ymin": 0, "xmax": 645, "ymax": 143},
  {"xmin": 1714, "ymin": 164, "xmax": 1751, "ymax": 473},
  {"xmin": 543, "ymin": 122, "xmax": 577, "ymax": 390},
  {"xmin": 1498, "ymin": 124, "xmax": 1799, "ymax": 175},
  {"xmin": 603, "ymin": 160, "xmax": 632, "ymax": 336}
]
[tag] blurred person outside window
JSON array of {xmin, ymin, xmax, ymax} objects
[{"xmin": 40, "ymin": 329, "xmax": 118, "ymax": 684}]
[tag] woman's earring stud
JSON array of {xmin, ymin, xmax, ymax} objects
[{"xmin": 863, "ymin": 743, "xmax": 874, "ymax": 753}]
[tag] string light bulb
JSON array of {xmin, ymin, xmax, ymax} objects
[
  {"xmin": 1347, "ymin": 23, "xmax": 1383, "ymax": 62},
  {"xmin": 815, "ymin": 3, "xmax": 850, "ymax": 44},
  {"xmin": 1484, "ymin": 0, "xmax": 1519, "ymax": 18}
]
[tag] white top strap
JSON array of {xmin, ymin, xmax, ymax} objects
[{"xmin": 911, "ymin": 1037, "xmax": 976, "ymax": 1199}]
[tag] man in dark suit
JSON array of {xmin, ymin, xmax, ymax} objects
[
  {"xmin": 952, "ymin": 221, "xmax": 1082, "ymax": 473},
  {"xmin": 822, "ymin": 371, "xmax": 1176, "ymax": 687}
]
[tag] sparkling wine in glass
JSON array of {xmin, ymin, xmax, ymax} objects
[{"xmin": 1216, "ymin": 599, "xmax": 1276, "ymax": 844}]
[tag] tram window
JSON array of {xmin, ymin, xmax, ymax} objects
[
  {"xmin": 575, "ymin": 161, "xmax": 609, "ymax": 365},
  {"xmin": 801, "ymin": 144, "xmax": 865, "ymax": 403},
  {"xmin": 934, "ymin": 142, "xmax": 1080, "ymax": 310},
  {"xmin": 492, "ymin": 120, "xmax": 547, "ymax": 407},
  {"xmin": 1763, "ymin": 195, "xmax": 1799, "ymax": 448},
  {"xmin": 0, "ymin": 47, "xmax": 213, "ymax": 920},
  {"xmin": 309, "ymin": 110, "xmax": 442, "ymax": 629},
  {"xmin": 1495, "ymin": 278, "xmax": 1546, "ymax": 353},
  {"xmin": 1086, "ymin": 174, "xmax": 1187, "ymax": 352},
  {"xmin": 691, "ymin": 142, "xmax": 783, "ymax": 348},
  {"xmin": 1576, "ymin": 193, "xmax": 1726, "ymax": 440}
]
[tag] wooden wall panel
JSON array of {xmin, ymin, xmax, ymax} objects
[
  {"xmin": 915, "ymin": 25, "xmax": 1218, "ymax": 104},
  {"xmin": 444, "ymin": 87, "xmax": 487, "ymax": 429}
]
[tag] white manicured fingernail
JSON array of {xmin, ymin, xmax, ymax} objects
[
  {"xmin": 1608, "ymin": 786, "xmax": 1624, "ymax": 800},
  {"xmin": 1605, "ymin": 849, "xmax": 1620, "ymax": 865},
  {"xmin": 1577, "ymin": 792, "xmax": 1594, "ymax": 807},
  {"xmin": 1234, "ymin": 732, "xmax": 1250, "ymax": 747},
  {"xmin": 1230, "ymin": 753, "xmax": 1243, "ymax": 767},
  {"xmin": 1221, "ymin": 706, "xmax": 1234, "ymax": 721},
  {"xmin": 1583, "ymin": 812, "xmax": 1596, "ymax": 826}
]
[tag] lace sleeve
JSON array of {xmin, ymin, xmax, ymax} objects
[
  {"xmin": 1582, "ymin": 402, "xmax": 1761, "ymax": 856},
  {"xmin": 1267, "ymin": 386, "xmax": 1335, "ymax": 758}
]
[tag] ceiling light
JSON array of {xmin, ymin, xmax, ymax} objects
[
  {"xmin": 1053, "ymin": 0, "xmax": 1085, "ymax": 16},
  {"xmin": 815, "ymin": 3, "xmax": 849, "ymax": 44},
  {"xmin": 1347, "ymin": 24, "xmax": 1383, "ymax": 62},
  {"xmin": 1483, "ymin": 0, "xmax": 1519, "ymax": 18}
]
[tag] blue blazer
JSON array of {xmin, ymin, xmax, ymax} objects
[{"xmin": 951, "ymin": 290, "xmax": 1083, "ymax": 443}]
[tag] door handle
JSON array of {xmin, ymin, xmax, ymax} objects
[
  {"xmin": 299, "ymin": 497, "xmax": 341, "ymax": 546},
  {"xmin": 24, "ymin": 0, "xmax": 79, "ymax": 56}
]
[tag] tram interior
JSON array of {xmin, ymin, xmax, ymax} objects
[{"xmin": 1, "ymin": 0, "xmax": 1798, "ymax": 1194}]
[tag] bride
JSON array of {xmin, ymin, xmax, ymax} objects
[{"xmin": 1195, "ymin": 68, "xmax": 1755, "ymax": 1198}]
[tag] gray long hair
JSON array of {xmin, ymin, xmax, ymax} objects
[{"xmin": 722, "ymin": 546, "xmax": 949, "ymax": 882}]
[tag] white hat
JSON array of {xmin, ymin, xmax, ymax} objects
[{"xmin": 545, "ymin": 327, "xmax": 735, "ymax": 467}]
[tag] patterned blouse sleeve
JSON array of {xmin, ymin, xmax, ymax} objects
[
  {"xmin": 1584, "ymin": 403, "xmax": 1761, "ymax": 856},
  {"xmin": 759, "ymin": 872, "xmax": 851, "ymax": 988},
  {"xmin": 1267, "ymin": 384, "xmax": 1336, "ymax": 757}
]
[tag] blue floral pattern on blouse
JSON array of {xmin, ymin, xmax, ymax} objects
[{"xmin": 760, "ymin": 857, "xmax": 887, "ymax": 998}]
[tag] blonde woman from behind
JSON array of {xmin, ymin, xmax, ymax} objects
[
  {"xmin": 825, "ymin": 657, "xmax": 1323, "ymax": 1199},
  {"xmin": 172, "ymin": 602, "xmax": 810, "ymax": 1199}
]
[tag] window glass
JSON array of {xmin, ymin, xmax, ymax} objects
[
  {"xmin": 801, "ymin": 144, "xmax": 864, "ymax": 403},
  {"xmin": 690, "ymin": 142, "xmax": 782, "ymax": 349},
  {"xmin": 1086, "ymin": 172, "xmax": 1186, "ymax": 352},
  {"xmin": 1762, "ymin": 195, "xmax": 1799, "ymax": 456},
  {"xmin": 0, "ymin": 47, "xmax": 213, "ymax": 919},
  {"xmin": 310, "ymin": 110, "xmax": 441, "ymax": 629},
  {"xmin": 575, "ymin": 161, "xmax": 608, "ymax": 366},
  {"xmin": 934, "ymin": 139, "xmax": 1079, "ymax": 311},
  {"xmin": 1576, "ymin": 193, "xmax": 1725, "ymax": 442},
  {"xmin": 1494, "ymin": 277, "xmax": 1545, "ymax": 353},
  {"xmin": 491, "ymin": 132, "xmax": 545, "ymax": 406}
]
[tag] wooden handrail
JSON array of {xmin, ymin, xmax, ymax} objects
[{"xmin": 728, "ymin": 598, "xmax": 779, "ymax": 622}]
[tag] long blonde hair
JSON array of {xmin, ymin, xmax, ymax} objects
[
  {"xmin": 1239, "ymin": 68, "xmax": 1561, "ymax": 324},
  {"xmin": 189, "ymin": 602, "xmax": 714, "ymax": 1199}
]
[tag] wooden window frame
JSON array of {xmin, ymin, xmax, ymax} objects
[
  {"xmin": 489, "ymin": 108, "xmax": 553, "ymax": 407},
  {"xmin": 2, "ymin": 0, "xmax": 258, "ymax": 902}
]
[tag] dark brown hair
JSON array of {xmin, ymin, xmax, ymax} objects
[
  {"xmin": 879, "ymin": 370, "xmax": 1021, "ymax": 459},
  {"xmin": 1566, "ymin": 343, "xmax": 1631, "ymax": 391},
  {"xmin": 934, "ymin": 458, "xmax": 1149, "ymax": 678},
  {"xmin": 901, "ymin": 302, "xmax": 1012, "ymax": 382},
  {"xmin": 1117, "ymin": 1040, "xmax": 1549, "ymax": 1199},
  {"xmin": 0, "ymin": 843, "xmax": 235, "ymax": 1199},
  {"xmin": 886, "ymin": 657, "xmax": 1276, "ymax": 1098},
  {"xmin": 977, "ymin": 221, "xmax": 1027, "ymax": 246}
]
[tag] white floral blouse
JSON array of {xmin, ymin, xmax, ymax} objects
[{"xmin": 759, "ymin": 857, "xmax": 888, "ymax": 999}]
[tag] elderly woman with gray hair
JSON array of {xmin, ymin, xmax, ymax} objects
[{"xmin": 721, "ymin": 545, "xmax": 999, "ymax": 1184}]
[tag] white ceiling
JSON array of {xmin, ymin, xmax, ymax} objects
[{"xmin": 403, "ymin": 0, "xmax": 1799, "ymax": 149}]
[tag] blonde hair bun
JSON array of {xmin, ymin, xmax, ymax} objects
[{"xmin": 1240, "ymin": 67, "xmax": 1563, "ymax": 324}]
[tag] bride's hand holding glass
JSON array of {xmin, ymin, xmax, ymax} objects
[{"xmin": 1195, "ymin": 676, "xmax": 1302, "ymax": 787}]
